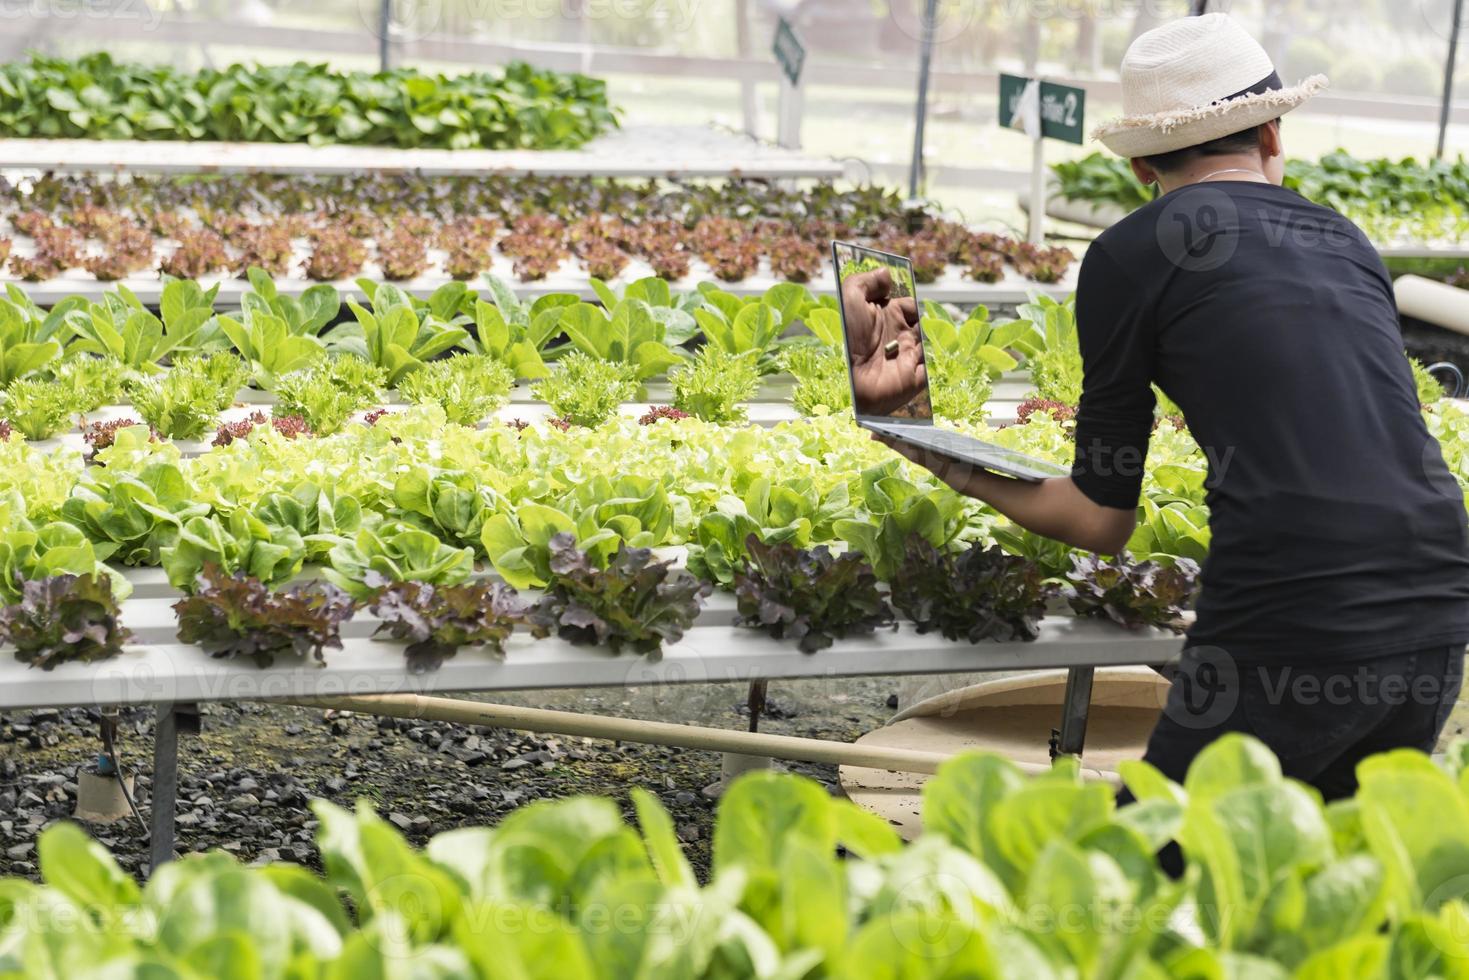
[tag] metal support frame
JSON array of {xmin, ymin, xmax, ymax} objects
[
  {"xmin": 907, "ymin": 0, "xmax": 939, "ymax": 200},
  {"xmin": 378, "ymin": 0, "xmax": 393, "ymax": 73},
  {"xmin": 148, "ymin": 702, "xmax": 198, "ymax": 871},
  {"xmin": 1054, "ymin": 667, "xmax": 1096, "ymax": 758},
  {"xmin": 1438, "ymin": 0, "xmax": 1465, "ymax": 159}
]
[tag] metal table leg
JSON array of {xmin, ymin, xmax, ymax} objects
[
  {"xmin": 710, "ymin": 680, "xmax": 773, "ymax": 799},
  {"xmin": 149, "ymin": 702, "xmax": 180, "ymax": 871},
  {"xmin": 149, "ymin": 702, "xmax": 199, "ymax": 871},
  {"xmin": 1054, "ymin": 667, "xmax": 1095, "ymax": 758}
]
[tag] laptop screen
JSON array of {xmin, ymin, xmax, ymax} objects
[{"xmin": 831, "ymin": 241, "xmax": 935, "ymax": 424}]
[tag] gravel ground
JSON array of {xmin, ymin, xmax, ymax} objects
[
  {"xmin": 0, "ymin": 676, "xmax": 899, "ymax": 881},
  {"xmin": 2, "ymin": 668, "xmax": 1466, "ymax": 884}
]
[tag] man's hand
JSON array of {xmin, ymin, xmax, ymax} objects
[
  {"xmin": 870, "ymin": 432, "xmax": 1137, "ymax": 555},
  {"xmin": 843, "ymin": 267, "xmax": 926, "ymax": 416}
]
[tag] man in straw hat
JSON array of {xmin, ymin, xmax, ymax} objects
[{"xmin": 882, "ymin": 13, "xmax": 1469, "ymax": 801}]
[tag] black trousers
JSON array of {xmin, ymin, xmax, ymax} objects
[{"xmin": 1132, "ymin": 644, "xmax": 1464, "ymax": 802}]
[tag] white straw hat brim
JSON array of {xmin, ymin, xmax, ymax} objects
[{"xmin": 1093, "ymin": 74, "xmax": 1328, "ymax": 157}]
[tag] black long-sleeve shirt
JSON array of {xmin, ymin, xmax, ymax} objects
[{"xmin": 1072, "ymin": 180, "xmax": 1469, "ymax": 661}]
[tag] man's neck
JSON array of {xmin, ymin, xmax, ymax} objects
[{"xmin": 1157, "ymin": 154, "xmax": 1273, "ymax": 195}]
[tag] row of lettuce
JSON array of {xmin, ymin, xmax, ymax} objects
[
  {"xmin": 0, "ymin": 273, "xmax": 1063, "ymax": 441},
  {"xmin": 3, "ymin": 409, "xmax": 1202, "ymax": 672},
  {"xmin": 0, "ymin": 53, "xmax": 617, "ymax": 150},
  {"xmin": 1051, "ymin": 149, "xmax": 1469, "ymax": 245},
  {"xmin": 10, "ymin": 374, "xmax": 1469, "ymax": 671},
  {"xmin": 8, "ymin": 733, "xmax": 1469, "ymax": 978}
]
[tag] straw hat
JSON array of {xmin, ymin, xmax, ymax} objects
[{"xmin": 1093, "ymin": 13, "xmax": 1328, "ymax": 158}]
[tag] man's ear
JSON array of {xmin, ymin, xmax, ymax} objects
[
  {"xmin": 1129, "ymin": 157, "xmax": 1159, "ymax": 187},
  {"xmin": 1258, "ymin": 120, "xmax": 1283, "ymax": 160}
]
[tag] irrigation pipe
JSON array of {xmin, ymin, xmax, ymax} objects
[{"xmin": 285, "ymin": 693, "xmax": 1119, "ymax": 785}]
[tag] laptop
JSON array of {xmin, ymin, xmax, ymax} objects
[{"xmin": 831, "ymin": 241, "xmax": 1072, "ymax": 483}]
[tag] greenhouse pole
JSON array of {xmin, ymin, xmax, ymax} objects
[
  {"xmin": 379, "ymin": 0, "xmax": 393, "ymax": 73},
  {"xmin": 907, "ymin": 0, "xmax": 940, "ymax": 199},
  {"xmin": 1438, "ymin": 0, "xmax": 1464, "ymax": 159}
]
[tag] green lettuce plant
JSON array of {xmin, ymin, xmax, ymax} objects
[
  {"xmin": 52, "ymin": 355, "xmax": 130, "ymax": 413},
  {"xmin": 252, "ymin": 483, "xmax": 364, "ymax": 562},
  {"xmin": 783, "ymin": 345, "xmax": 851, "ymax": 417},
  {"xmin": 161, "ymin": 510, "xmax": 308, "ymax": 591},
  {"xmin": 1, "ymin": 377, "xmax": 85, "ymax": 440},
  {"xmin": 325, "ymin": 520, "xmax": 475, "ymax": 600},
  {"xmin": 531, "ymin": 351, "xmax": 638, "ymax": 427},
  {"xmin": 1021, "ymin": 294, "xmax": 1084, "ymax": 406},
  {"xmin": 60, "ymin": 431, "xmax": 209, "ymax": 564},
  {"xmin": 0, "ymin": 290, "xmax": 77, "ymax": 388},
  {"xmin": 241, "ymin": 269, "xmax": 340, "ymax": 338},
  {"xmin": 0, "ymin": 302, "xmax": 63, "ymax": 389},
  {"xmin": 327, "ymin": 283, "xmax": 469, "ymax": 387},
  {"xmin": 556, "ymin": 299, "xmax": 685, "ymax": 381},
  {"xmin": 397, "ymin": 354, "xmax": 515, "ymax": 426},
  {"xmin": 670, "ymin": 347, "xmax": 760, "ymax": 423},
  {"xmin": 126, "ymin": 362, "xmax": 232, "ymax": 441},
  {"xmin": 929, "ymin": 355, "xmax": 994, "ymax": 425},
  {"xmin": 64, "ymin": 287, "xmax": 201, "ymax": 374},
  {"xmin": 272, "ymin": 357, "xmax": 387, "ymax": 436},
  {"xmin": 833, "ymin": 460, "xmax": 971, "ymax": 580},
  {"xmin": 685, "ymin": 476, "xmax": 852, "ymax": 587},
  {"xmin": 7, "ymin": 733, "xmax": 1469, "ymax": 976},
  {"xmin": 1411, "ymin": 355, "xmax": 1450, "ymax": 404},
  {"xmin": 216, "ymin": 308, "xmax": 327, "ymax": 389},
  {"xmin": 0, "ymin": 52, "xmax": 618, "ymax": 150},
  {"xmin": 478, "ymin": 474, "xmax": 674, "ymax": 589}
]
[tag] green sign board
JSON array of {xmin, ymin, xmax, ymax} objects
[
  {"xmin": 998, "ymin": 73, "xmax": 1086, "ymax": 145},
  {"xmin": 773, "ymin": 18, "xmax": 806, "ymax": 87}
]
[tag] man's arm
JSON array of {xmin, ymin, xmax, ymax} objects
[
  {"xmin": 876, "ymin": 438, "xmax": 1137, "ymax": 553},
  {"xmin": 875, "ymin": 240, "xmax": 1154, "ymax": 554}
]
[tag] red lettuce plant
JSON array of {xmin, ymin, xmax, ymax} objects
[
  {"xmin": 377, "ymin": 226, "xmax": 430, "ymax": 281},
  {"xmin": 638, "ymin": 405, "xmax": 691, "ymax": 425},
  {"xmin": 369, "ymin": 576, "xmax": 531, "ymax": 674},
  {"xmin": 732, "ymin": 537, "xmax": 894, "ymax": 653},
  {"xmin": 212, "ymin": 411, "xmax": 312, "ymax": 447},
  {"xmin": 234, "ymin": 224, "xmax": 295, "ymax": 278},
  {"xmin": 82, "ymin": 418, "xmax": 152, "ymax": 459},
  {"xmin": 174, "ymin": 565, "xmax": 356, "ymax": 668},
  {"xmin": 1, "ymin": 574, "xmax": 132, "ymax": 671},
  {"xmin": 1015, "ymin": 397, "xmax": 1076, "ymax": 425},
  {"xmin": 1063, "ymin": 552, "xmax": 1199, "ymax": 632},
  {"xmin": 160, "ymin": 228, "xmax": 229, "ymax": 279},
  {"xmin": 304, "ymin": 226, "xmax": 367, "ymax": 281},
  {"xmin": 890, "ymin": 538, "xmax": 1052, "ymax": 643},
  {"xmin": 529, "ymin": 534, "xmax": 710, "ymax": 657}
]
